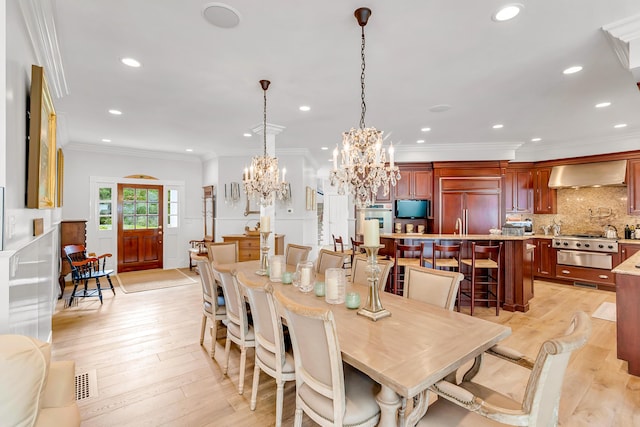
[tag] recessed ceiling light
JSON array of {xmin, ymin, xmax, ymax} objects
[
  {"xmin": 531, "ymin": 137, "xmax": 541, "ymax": 142},
  {"xmin": 614, "ymin": 123, "xmax": 627, "ymax": 128},
  {"xmin": 101, "ymin": 138, "xmax": 111, "ymax": 143},
  {"xmin": 416, "ymin": 139, "xmax": 425, "ymax": 144},
  {"xmin": 492, "ymin": 4, "xmax": 523, "ymax": 22},
  {"xmin": 492, "ymin": 124, "xmax": 504, "ymax": 129},
  {"xmin": 563, "ymin": 66, "xmax": 583, "ymax": 75},
  {"xmin": 121, "ymin": 57, "xmax": 141, "ymax": 68},
  {"xmin": 429, "ymin": 104, "xmax": 451, "ymax": 113},
  {"xmin": 595, "ymin": 102, "xmax": 611, "ymax": 108},
  {"xmin": 108, "ymin": 109, "xmax": 122, "ymax": 115},
  {"xmin": 185, "ymin": 148, "xmax": 193, "ymax": 152},
  {"xmin": 202, "ymin": 2, "xmax": 241, "ymax": 28},
  {"xmin": 321, "ymin": 146, "xmax": 329, "ymax": 150},
  {"xmin": 299, "ymin": 105, "xmax": 311, "ymax": 112},
  {"xmin": 421, "ymin": 127, "xmax": 431, "ymax": 132},
  {"xmin": 243, "ymin": 133, "xmax": 252, "ymax": 137}
]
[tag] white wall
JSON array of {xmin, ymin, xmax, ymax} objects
[
  {"xmin": 4, "ymin": 0, "xmax": 62, "ymax": 250},
  {"xmin": 63, "ymin": 145, "xmax": 204, "ymax": 268},
  {"xmin": 212, "ymin": 153, "xmax": 319, "ymax": 257}
]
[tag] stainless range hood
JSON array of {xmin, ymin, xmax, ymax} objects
[{"xmin": 548, "ymin": 160, "xmax": 627, "ymax": 188}]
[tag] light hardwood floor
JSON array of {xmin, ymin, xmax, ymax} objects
[{"xmin": 51, "ymin": 271, "xmax": 639, "ymax": 426}]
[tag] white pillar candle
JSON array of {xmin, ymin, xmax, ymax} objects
[
  {"xmin": 271, "ymin": 260, "xmax": 282, "ymax": 279},
  {"xmin": 260, "ymin": 216, "xmax": 270, "ymax": 232},
  {"xmin": 326, "ymin": 277, "xmax": 339, "ymax": 300},
  {"xmin": 300, "ymin": 267, "xmax": 312, "ymax": 288},
  {"xmin": 363, "ymin": 219, "xmax": 380, "ymax": 246}
]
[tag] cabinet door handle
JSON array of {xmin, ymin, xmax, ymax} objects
[
  {"xmin": 598, "ymin": 275, "xmax": 609, "ymax": 279},
  {"xmin": 561, "ymin": 269, "xmax": 571, "ymax": 274}
]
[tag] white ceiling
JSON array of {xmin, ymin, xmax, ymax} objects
[{"xmin": 33, "ymin": 1, "xmax": 640, "ymax": 167}]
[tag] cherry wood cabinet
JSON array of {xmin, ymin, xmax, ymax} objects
[
  {"xmin": 534, "ymin": 238, "xmax": 556, "ymax": 278},
  {"xmin": 505, "ymin": 167, "xmax": 533, "ymax": 214},
  {"xmin": 533, "ymin": 167, "xmax": 557, "ymax": 214},
  {"xmin": 395, "ymin": 168, "xmax": 432, "ymax": 200},
  {"xmin": 438, "ymin": 177, "xmax": 502, "ymax": 234},
  {"xmin": 59, "ymin": 220, "xmax": 87, "ymax": 294},
  {"xmin": 620, "ymin": 243, "xmax": 640, "ymax": 261},
  {"xmin": 628, "ymin": 159, "xmax": 640, "ymax": 215}
]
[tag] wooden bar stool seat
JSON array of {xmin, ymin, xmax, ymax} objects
[
  {"xmin": 393, "ymin": 242, "xmax": 425, "ymax": 295},
  {"xmin": 424, "ymin": 242, "xmax": 461, "ymax": 272},
  {"xmin": 460, "ymin": 242, "xmax": 502, "ymax": 316}
]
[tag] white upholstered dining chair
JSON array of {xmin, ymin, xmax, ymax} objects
[
  {"xmin": 418, "ymin": 311, "xmax": 591, "ymax": 426},
  {"xmin": 214, "ymin": 264, "xmax": 255, "ymax": 394},
  {"xmin": 350, "ymin": 254, "xmax": 393, "ymax": 292},
  {"xmin": 236, "ymin": 272, "xmax": 295, "ymax": 427},
  {"xmin": 315, "ymin": 249, "xmax": 349, "ymax": 275},
  {"xmin": 196, "ymin": 260, "xmax": 227, "ymax": 358},
  {"xmin": 403, "ymin": 265, "xmax": 464, "ymax": 311},
  {"xmin": 272, "ymin": 289, "xmax": 381, "ymax": 427},
  {"xmin": 285, "ymin": 243, "xmax": 312, "ymax": 266}
]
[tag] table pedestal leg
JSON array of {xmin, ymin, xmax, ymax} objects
[
  {"xmin": 376, "ymin": 385, "xmax": 401, "ymax": 427},
  {"xmin": 403, "ymin": 389, "xmax": 431, "ymax": 427}
]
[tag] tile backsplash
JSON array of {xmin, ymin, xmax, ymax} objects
[{"xmin": 532, "ymin": 187, "xmax": 639, "ymax": 237}]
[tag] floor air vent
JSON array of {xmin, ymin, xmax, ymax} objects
[
  {"xmin": 574, "ymin": 282, "xmax": 598, "ymax": 290},
  {"xmin": 75, "ymin": 369, "xmax": 98, "ymax": 401}
]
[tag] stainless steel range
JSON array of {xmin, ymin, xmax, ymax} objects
[{"xmin": 552, "ymin": 235, "xmax": 618, "ymax": 271}]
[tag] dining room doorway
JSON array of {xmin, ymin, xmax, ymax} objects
[{"xmin": 117, "ymin": 184, "xmax": 164, "ymax": 272}]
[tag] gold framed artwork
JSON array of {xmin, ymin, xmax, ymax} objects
[
  {"xmin": 26, "ymin": 65, "xmax": 57, "ymax": 209},
  {"xmin": 56, "ymin": 148, "xmax": 64, "ymax": 207}
]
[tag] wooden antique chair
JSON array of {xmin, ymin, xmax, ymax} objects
[
  {"xmin": 403, "ymin": 266, "xmax": 464, "ymax": 311},
  {"xmin": 350, "ymin": 254, "xmax": 393, "ymax": 292},
  {"xmin": 393, "ymin": 242, "xmax": 425, "ymax": 295},
  {"xmin": 272, "ymin": 289, "xmax": 381, "ymax": 427},
  {"xmin": 418, "ymin": 311, "xmax": 591, "ymax": 426},
  {"xmin": 315, "ymin": 249, "xmax": 349, "ymax": 275},
  {"xmin": 188, "ymin": 239, "xmax": 209, "ymax": 271},
  {"xmin": 460, "ymin": 242, "xmax": 503, "ymax": 316},
  {"xmin": 63, "ymin": 244, "xmax": 115, "ymax": 306}
]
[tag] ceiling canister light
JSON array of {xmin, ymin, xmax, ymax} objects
[{"xmin": 330, "ymin": 7, "xmax": 400, "ymax": 208}]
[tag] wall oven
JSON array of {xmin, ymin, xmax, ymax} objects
[
  {"xmin": 356, "ymin": 203, "xmax": 393, "ymax": 236},
  {"xmin": 552, "ymin": 235, "xmax": 618, "ymax": 287}
]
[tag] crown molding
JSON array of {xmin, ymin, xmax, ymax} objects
[
  {"xmin": 19, "ymin": 0, "xmax": 69, "ymax": 98},
  {"xmin": 64, "ymin": 142, "xmax": 201, "ymax": 163},
  {"xmin": 603, "ymin": 14, "xmax": 640, "ymax": 72}
]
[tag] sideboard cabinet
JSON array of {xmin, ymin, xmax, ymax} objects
[{"xmin": 222, "ymin": 234, "xmax": 285, "ymax": 261}]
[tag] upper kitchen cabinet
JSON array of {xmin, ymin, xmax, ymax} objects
[
  {"xmin": 533, "ymin": 167, "xmax": 557, "ymax": 214},
  {"xmin": 628, "ymin": 159, "xmax": 640, "ymax": 215},
  {"xmin": 504, "ymin": 165, "xmax": 533, "ymax": 214},
  {"xmin": 394, "ymin": 164, "xmax": 433, "ymax": 200}
]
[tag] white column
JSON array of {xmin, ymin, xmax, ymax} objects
[{"xmin": 251, "ymin": 123, "xmax": 285, "ymax": 256}]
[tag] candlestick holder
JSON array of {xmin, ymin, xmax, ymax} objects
[
  {"xmin": 357, "ymin": 245, "xmax": 391, "ymax": 321},
  {"xmin": 256, "ymin": 231, "xmax": 271, "ymax": 276}
]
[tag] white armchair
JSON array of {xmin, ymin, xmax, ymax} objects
[
  {"xmin": 417, "ymin": 311, "xmax": 591, "ymax": 426},
  {"xmin": 0, "ymin": 334, "xmax": 80, "ymax": 427}
]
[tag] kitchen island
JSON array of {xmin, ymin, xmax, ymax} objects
[
  {"xmin": 380, "ymin": 233, "xmax": 534, "ymax": 312},
  {"xmin": 612, "ymin": 251, "xmax": 640, "ymax": 376}
]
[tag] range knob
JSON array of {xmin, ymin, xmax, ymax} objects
[
  {"xmin": 598, "ymin": 244, "xmax": 604, "ymax": 248},
  {"xmin": 576, "ymin": 243, "xmax": 581, "ymax": 247},
  {"xmin": 584, "ymin": 243, "xmax": 590, "ymax": 248},
  {"xmin": 563, "ymin": 242, "xmax": 569, "ymax": 246},
  {"xmin": 608, "ymin": 245, "xmax": 614, "ymax": 249}
]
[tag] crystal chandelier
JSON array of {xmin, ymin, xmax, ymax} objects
[
  {"xmin": 330, "ymin": 7, "xmax": 400, "ymax": 209},
  {"xmin": 243, "ymin": 80, "xmax": 288, "ymax": 207}
]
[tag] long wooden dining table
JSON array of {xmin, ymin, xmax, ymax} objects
[{"xmin": 228, "ymin": 259, "xmax": 511, "ymax": 427}]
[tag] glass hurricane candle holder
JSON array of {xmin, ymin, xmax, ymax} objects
[
  {"xmin": 325, "ymin": 268, "xmax": 346, "ymax": 304},
  {"xmin": 294, "ymin": 261, "xmax": 315, "ymax": 293},
  {"xmin": 269, "ymin": 255, "xmax": 285, "ymax": 282}
]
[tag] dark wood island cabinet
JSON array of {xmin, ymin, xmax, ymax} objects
[{"xmin": 612, "ymin": 251, "xmax": 640, "ymax": 376}]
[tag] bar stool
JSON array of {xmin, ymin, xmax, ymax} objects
[
  {"xmin": 393, "ymin": 242, "xmax": 425, "ymax": 295},
  {"xmin": 424, "ymin": 242, "xmax": 461, "ymax": 272},
  {"xmin": 460, "ymin": 242, "xmax": 502, "ymax": 316}
]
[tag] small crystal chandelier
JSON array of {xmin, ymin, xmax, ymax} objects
[
  {"xmin": 330, "ymin": 7, "xmax": 400, "ymax": 209},
  {"xmin": 243, "ymin": 80, "xmax": 288, "ymax": 207}
]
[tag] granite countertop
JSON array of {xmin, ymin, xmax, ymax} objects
[
  {"xmin": 612, "ymin": 251, "xmax": 640, "ymax": 276},
  {"xmin": 380, "ymin": 233, "xmax": 531, "ymax": 241},
  {"xmin": 618, "ymin": 239, "xmax": 640, "ymax": 245}
]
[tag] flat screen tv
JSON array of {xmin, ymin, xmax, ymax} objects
[{"xmin": 395, "ymin": 199, "xmax": 430, "ymax": 219}]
